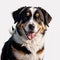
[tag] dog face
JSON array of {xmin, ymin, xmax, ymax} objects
[{"xmin": 12, "ymin": 6, "xmax": 52, "ymax": 40}]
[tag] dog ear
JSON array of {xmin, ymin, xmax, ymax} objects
[
  {"xmin": 12, "ymin": 7, "xmax": 26, "ymax": 23},
  {"xmin": 38, "ymin": 7, "xmax": 52, "ymax": 26}
]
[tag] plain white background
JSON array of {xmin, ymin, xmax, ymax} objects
[{"xmin": 0, "ymin": 0, "xmax": 60, "ymax": 60}]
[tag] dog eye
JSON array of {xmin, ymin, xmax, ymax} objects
[
  {"xmin": 35, "ymin": 13, "xmax": 40, "ymax": 18},
  {"xmin": 26, "ymin": 12, "xmax": 30, "ymax": 16}
]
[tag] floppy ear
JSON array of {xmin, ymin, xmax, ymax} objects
[
  {"xmin": 38, "ymin": 7, "xmax": 52, "ymax": 26},
  {"xmin": 12, "ymin": 7, "xmax": 26, "ymax": 23}
]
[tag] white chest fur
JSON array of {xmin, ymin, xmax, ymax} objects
[
  {"xmin": 13, "ymin": 50, "xmax": 38, "ymax": 60},
  {"xmin": 12, "ymin": 31, "xmax": 44, "ymax": 60},
  {"xmin": 12, "ymin": 47, "xmax": 44, "ymax": 60}
]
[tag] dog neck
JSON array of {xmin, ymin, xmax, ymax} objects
[{"xmin": 13, "ymin": 29, "xmax": 44, "ymax": 54}]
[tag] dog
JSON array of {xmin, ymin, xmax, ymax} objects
[{"xmin": 1, "ymin": 6, "xmax": 52, "ymax": 60}]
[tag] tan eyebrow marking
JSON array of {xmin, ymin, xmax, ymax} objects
[
  {"xmin": 26, "ymin": 12, "xmax": 30, "ymax": 16},
  {"xmin": 35, "ymin": 13, "xmax": 40, "ymax": 17}
]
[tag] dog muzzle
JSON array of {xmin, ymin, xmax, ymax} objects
[{"xmin": 23, "ymin": 28, "xmax": 40, "ymax": 40}]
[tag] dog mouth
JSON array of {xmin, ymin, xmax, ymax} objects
[
  {"xmin": 23, "ymin": 28, "xmax": 40, "ymax": 40},
  {"xmin": 26, "ymin": 32, "xmax": 36, "ymax": 40}
]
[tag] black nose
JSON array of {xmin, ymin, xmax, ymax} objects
[{"xmin": 28, "ymin": 24, "xmax": 35, "ymax": 30}]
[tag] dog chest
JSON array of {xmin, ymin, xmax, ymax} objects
[{"xmin": 12, "ymin": 47, "xmax": 43, "ymax": 60}]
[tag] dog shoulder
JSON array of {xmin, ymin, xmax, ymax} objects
[{"xmin": 1, "ymin": 37, "xmax": 15, "ymax": 60}]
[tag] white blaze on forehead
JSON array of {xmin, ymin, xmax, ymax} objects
[
  {"xmin": 24, "ymin": 7, "xmax": 38, "ymax": 32},
  {"xmin": 29, "ymin": 7, "xmax": 37, "ymax": 15},
  {"xmin": 29, "ymin": 7, "xmax": 37, "ymax": 24}
]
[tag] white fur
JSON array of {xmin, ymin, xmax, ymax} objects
[
  {"xmin": 13, "ymin": 30, "xmax": 44, "ymax": 52},
  {"xmin": 12, "ymin": 29, "xmax": 44, "ymax": 60},
  {"xmin": 9, "ymin": 23, "xmax": 17, "ymax": 35},
  {"xmin": 12, "ymin": 50, "xmax": 37, "ymax": 60},
  {"xmin": 12, "ymin": 8, "xmax": 45, "ymax": 60},
  {"xmin": 25, "ymin": 8, "xmax": 38, "ymax": 33},
  {"xmin": 12, "ymin": 50, "xmax": 44, "ymax": 60}
]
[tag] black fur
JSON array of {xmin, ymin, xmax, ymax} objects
[
  {"xmin": 1, "ymin": 37, "xmax": 15, "ymax": 60},
  {"xmin": 11, "ymin": 40, "xmax": 31, "ymax": 54},
  {"xmin": 12, "ymin": 6, "xmax": 31, "ymax": 23},
  {"xmin": 12, "ymin": 7, "xmax": 25, "ymax": 23},
  {"xmin": 12, "ymin": 7, "xmax": 52, "ymax": 26},
  {"xmin": 1, "ymin": 6, "xmax": 52, "ymax": 60},
  {"xmin": 1, "ymin": 37, "xmax": 31, "ymax": 60},
  {"xmin": 38, "ymin": 7, "xmax": 52, "ymax": 26}
]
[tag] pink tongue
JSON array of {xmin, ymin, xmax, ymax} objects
[{"xmin": 27, "ymin": 33, "xmax": 36, "ymax": 40}]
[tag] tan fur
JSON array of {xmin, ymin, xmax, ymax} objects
[
  {"xmin": 16, "ymin": 21, "xmax": 46, "ymax": 34},
  {"xmin": 19, "ymin": 7, "xmax": 26, "ymax": 14},
  {"xmin": 12, "ymin": 45, "xmax": 44, "ymax": 60},
  {"xmin": 35, "ymin": 13, "xmax": 40, "ymax": 17},
  {"xmin": 34, "ymin": 21, "xmax": 46, "ymax": 34},
  {"xmin": 12, "ymin": 46, "xmax": 25, "ymax": 55},
  {"xmin": 26, "ymin": 12, "xmax": 30, "ymax": 16},
  {"xmin": 12, "ymin": 8, "xmax": 47, "ymax": 60},
  {"xmin": 16, "ymin": 22, "xmax": 28, "ymax": 30},
  {"xmin": 37, "ymin": 46, "xmax": 44, "ymax": 55}
]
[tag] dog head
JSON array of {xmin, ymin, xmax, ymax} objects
[{"xmin": 12, "ymin": 6, "xmax": 52, "ymax": 40}]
